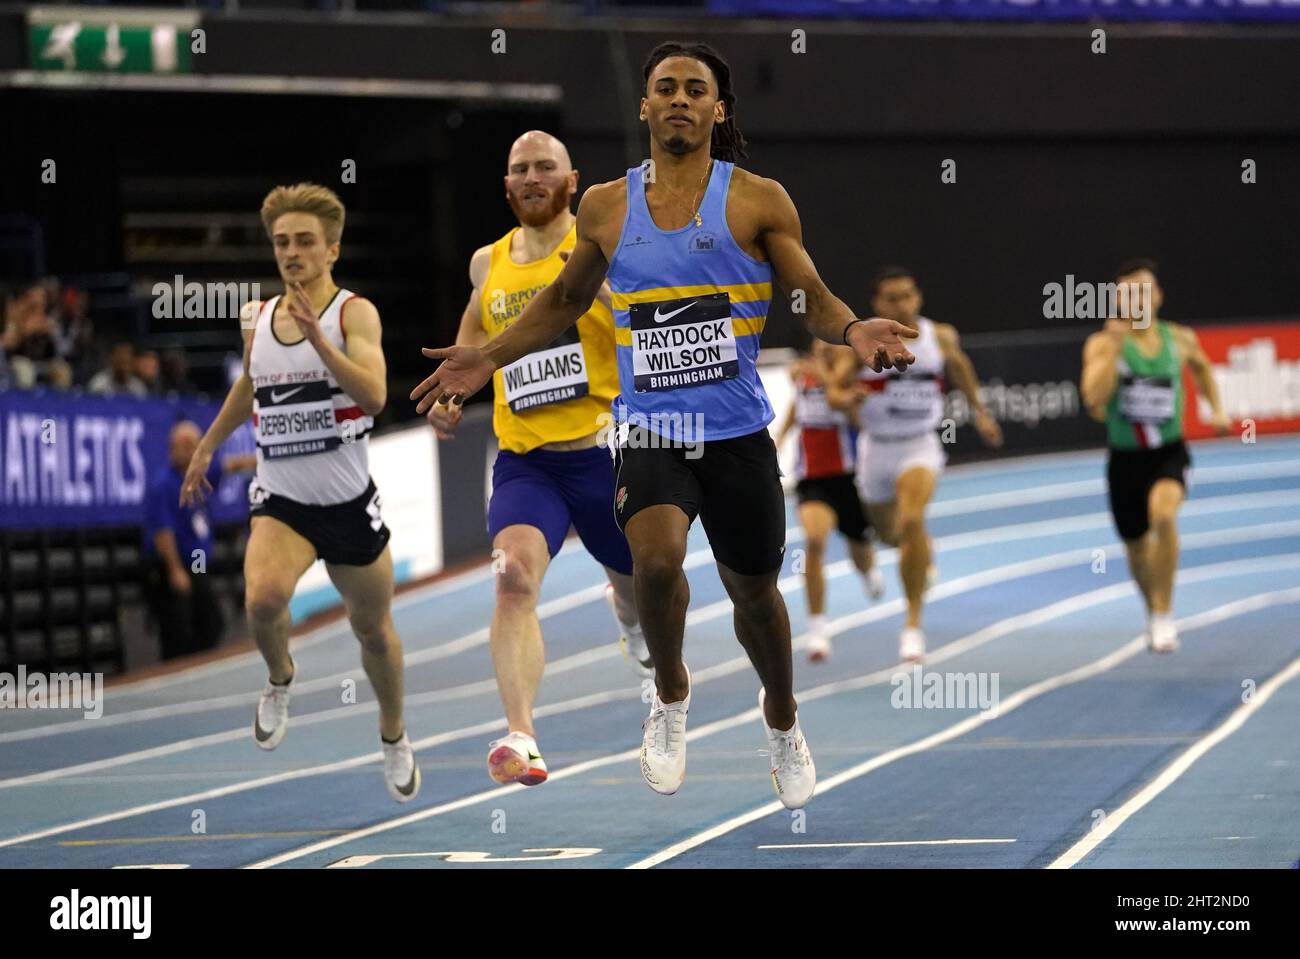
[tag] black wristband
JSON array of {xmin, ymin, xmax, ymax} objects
[{"xmin": 842, "ymin": 318, "xmax": 866, "ymax": 346}]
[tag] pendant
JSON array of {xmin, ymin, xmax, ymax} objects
[{"xmin": 694, "ymin": 213, "xmax": 702, "ymax": 228}]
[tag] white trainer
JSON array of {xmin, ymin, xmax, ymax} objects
[
  {"xmin": 382, "ymin": 731, "xmax": 421, "ymax": 802},
  {"xmin": 607, "ymin": 584, "xmax": 653, "ymax": 677},
  {"xmin": 640, "ymin": 667, "xmax": 691, "ymax": 795},
  {"xmin": 758, "ymin": 688, "xmax": 816, "ymax": 809},
  {"xmin": 253, "ymin": 660, "xmax": 294, "ymax": 751},
  {"xmin": 899, "ymin": 627, "xmax": 926, "ymax": 663},
  {"xmin": 806, "ymin": 634, "xmax": 832, "ymax": 663},
  {"xmin": 806, "ymin": 615, "xmax": 831, "ymax": 663},
  {"xmin": 1148, "ymin": 613, "xmax": 1180, "ymax": 654},
  {"xmin": 486, "ymin": 730, "xmax": 549, "ymax": 786}
]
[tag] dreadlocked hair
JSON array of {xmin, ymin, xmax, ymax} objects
[{"xmin": 642, "ymin": 40, "xmax": 748, "ymax": 163}]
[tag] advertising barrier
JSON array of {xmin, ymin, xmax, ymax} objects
[
  {"xmin": 0, "ymin": 390, "xmax": 251, "ymax": 529},
  {"xmin": 1183, "ymin": 320, "xmax": 1300, "ymax": 440}
]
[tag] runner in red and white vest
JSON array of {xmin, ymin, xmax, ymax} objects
[
  {"xmin": 181, "ymin": 183, "xmax": 420, "ymax": 803},
  {"xmin": 830, "ymin": 266, "xmax": 1003, "ymax": 663},
  {"xmin": 776, "ymin": 338, "xmax": 884, "ymax": 663}
]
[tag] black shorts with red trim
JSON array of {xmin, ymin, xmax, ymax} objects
[{"xmin": 249, "ymin": 476, "xmax": 390, "ymax": 566}]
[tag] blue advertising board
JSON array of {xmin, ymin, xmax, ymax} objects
[
  {"xmin": 0, "ymin": 389, "xmax": 253, "ymax": 530},
  {"xmin": 708, "ymin": 0, "xmax": 1300, "ymax": 23}
]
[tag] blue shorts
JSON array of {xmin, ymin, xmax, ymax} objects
[{"xmin": 487, "ymin": 445, "xmax": 633, "ymax": 575}]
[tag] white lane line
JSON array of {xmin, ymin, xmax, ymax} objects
[
  {"xmin": 89, "ymin": 532, "xmax": 630, "ymax": 699},
  {"xmin": 68, "ymin": 452, "xmax": 1300, "ymax": 701},
  {"xmin": 10, "ymin": 509, "xmax": 1300, "ymax": 791},
  {"xmin": 929, "ymin": 458, "xmax": 1300, "ymax": 518},
  {"xmin": 758, "ymin": 839, "xmax": 1016, "ymax": 849},
  {"xmin": 102, "ymin": 530, "xmax": 617, "ymax": 696},
  {"xmin": 14, "ymin": 482, "xmax": 1299, "ymax": 748},
  {"xmin": 936, "ymin": 435, "xmax": 1298, "ymax": 478},
  {"xmin": 243, "ymin": 557, "xmax": 1300, "ymax": 870},
  {"xmin": 101, "ymin": 554, "xmax": 504, "ymax": 695},
  {"xmin": 1048, "ymin": 646, "xmax": 1300, "ymax": 869},
  {"xmin": 0, "ymin": 516, "xmax": 807, "ymax": 743},
  {"xmin": 626, "ymin": 585, "xmax": 1300, "ymax": 869},
  {"xmin": 0, "ymin": 642, "xmax": 621, "ymax": 791}
]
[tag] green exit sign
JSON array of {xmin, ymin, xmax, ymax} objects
[{"xmin": 27, "ymin": 7, "xmax": 198, "ymax": 74}]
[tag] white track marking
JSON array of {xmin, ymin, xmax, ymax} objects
[
  {"xmin": 0, "ymin": 522, "xmax": 803, "ymax": 743},
  {"xmin": 67, "ymin": 451, "xmax": 1300, "ymax": 700},
  {"xmin": 1049, "ymin": 648, "xmax": 1300, "ymax": 868},
  {"xmin": 936, "ymin": 435, "xmax": 1294, "ymax": 478},
  {"xmin": 8, "ymin": 512, "xmax": 1299, "ymax": 791},
  {"xmin": 758, "ymin": 839, "xmax": 1016, "ymax": 849},
  {"xmin": 12, "ymin": 483, "xmax": 1298, "ymax": 747},
  {"xmin": 929, "ymin": 458, "xmax": 1300, "ymax": 518},
  {"xmin": 241, "ymin": 558, "xmax": 1300, "ymax": 869},
  {"xmin": 5, "ymin": 513, "xmax": 1300, "ymax": 799},
  {"xmin": 102, "ymin": 557, "xmax": 502, "ymax": 695},
  {"xmin": 627, "ymin": 586, "xmax": 1300, "ymax": 868}
]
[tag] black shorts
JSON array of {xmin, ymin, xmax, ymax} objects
[
  {"xmin": 612, "ymin": 426, "xmax": 786, "ymax": 576},
  {"xmin": 795, "ymin": 474, "xmax": 870, "ymax": 542},
  {"xmin": 1106, "ymin": 441, "xmax": 1191, "ymax": 541},
  {"xmin": 249, "ymin": 477, "xmax": 391, "ymax": 566}
]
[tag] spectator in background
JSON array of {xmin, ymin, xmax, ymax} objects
[
  {"xmin": 159, "ymin": 346, "xmax": 198, "ymax": 395},
  {"xmin": 87, "ymin": 340, "xmax": 148, "ymax": 397},
  {"xmin": 142, "ymin": 419, "xmax": 256, "ymax": 659},
  {"xmin": 136, "ymin": 348, "xmax": 161, "ymax": 394},
  {"xmin": 51, "ymin": 285, "xmax": 95, "ymax": 378},
  {"xmin": 3, "ymin": 282, "xmax": 73, "ymax": 390}
]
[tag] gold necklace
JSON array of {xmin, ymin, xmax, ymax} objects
[{"xmin": 655, "ymin": 159, "xmax": 713, "ymax": 228}]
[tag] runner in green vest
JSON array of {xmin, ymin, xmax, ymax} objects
[{"xmin": 1081, "ymin": 258, "xmax": 1231, "ymax": 653}]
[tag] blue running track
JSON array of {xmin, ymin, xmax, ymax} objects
[{"xmin": 1, "ymin": 437, "xmax": 1297, "ymax": 869}]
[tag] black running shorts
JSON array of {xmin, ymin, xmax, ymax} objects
[
  {"xmin": 1106, "ymin": 441, "xmax": 1191, "ymax": 542},
  {"xmin": 249, "ymin": 476, "xmax": 391, "ymax": 566},
  {"xmin": 795, "ymin": 473, "xmax": 870, "ymax": 542},
  {"xmin": 612, "ymin": 426, "xmax": 786, "ymax": 576}
]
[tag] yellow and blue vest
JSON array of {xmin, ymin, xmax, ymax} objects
[{"xmin": 480, "ymin": 224, "xmax": 620, "ymax": 454}]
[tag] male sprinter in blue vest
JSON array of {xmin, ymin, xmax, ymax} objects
[{"xmin": 413, "ymin": 41, "xmax": 916, "ymax": 809}]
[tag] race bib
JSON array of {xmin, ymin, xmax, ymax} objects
[
  {"xmin": 882, "ymin": 375, "xmax": 942, "ymax": 420},
  {"xmin": 499, "ymin": 326, "xmax": 589, "ymax": 413},
  {"xmin": 254, "ymin": 379, "xmax": 341, "ymax": 459},
  {"xmin": 628, "ymin": 292, "xmax": 738, "ymax": 393},
  {"xmin": 1119, "ymin": 376, "xmax": 1175, "ymax": 424},
  {"xmin": 795, "ymin": 386, "xmax": 842, "ymax": 429}
]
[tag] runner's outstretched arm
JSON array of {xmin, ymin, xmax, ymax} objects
[
  {"xmin": 756, "ymin": 178, "xmax": 916, "ymax": 370},
  {"xmin": 412, "ymin": 185, "xmax": 612, "ymax": 413}
]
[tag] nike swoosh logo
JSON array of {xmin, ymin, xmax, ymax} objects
[
  {"xmin": 270, "ymin": 386, "xmax": 305, "ymax": 403},
  {"xmin": 253, "ymin": 718, "xmax": 274, "ymax": 742},
  {"xmin": 653, "ymin": 302, "xmax": 695, "ymax": 324},
  {"xmin": 395, "ymin": 766, "xmax": 419, "ymax": 797}
]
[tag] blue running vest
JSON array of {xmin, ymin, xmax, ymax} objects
[{"xmin": 606, "ymin": 160, "xmax": 775, "ymax": 443}]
